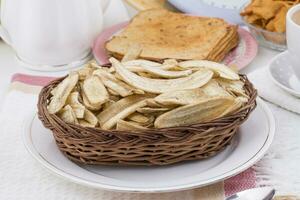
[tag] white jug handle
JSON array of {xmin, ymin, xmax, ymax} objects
[{"xmin": 0, "ymin": 25, "xmax": 11, "ymax": 45}]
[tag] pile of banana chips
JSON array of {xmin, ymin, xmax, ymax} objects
[{"xmin": 47, "ymin": 57, "xmax": 249, "ymax": 130}]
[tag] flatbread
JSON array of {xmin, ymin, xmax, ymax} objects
[
  {"xmin": 105, "ymin": 9, "xmax": 238, "ymax": 62},
  {"xmin": 207, "ymin": 26, "xmax": 238, "ymax": 61}
]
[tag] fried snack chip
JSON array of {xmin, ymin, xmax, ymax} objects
[
  {"xmin": 83, "ymin": 109, "xmax": 98, "ymax": 127},
  {"xmin": 81, "ymin": 86, "xmax": 102, "ymax": 111},
  {"xmin": 122, "ymin": 62, "xmax": 193, "ymax": 78},
  {"xmin": 77, "ymin": 65, "xmax": 95, "ymax": 80},
  {"xmin": 240, "ymin": 0, "xmax": 299, "ymax": 33},
  {"xmin": 94, "ymin": 68, "xmax": 144, "ymax": 96},
  {"xmin": 127, "ymin": 112, "xmax": 150, "ymax": 124},
  {"xmin": 82, "ymin": 75, "xmax": 109, "ymax": 107},
  {"xmin": 273, "ymin": 6, "xmax": 288, "ymax": 33},
  {"xmin": 78, "ymin": 119, "xmax": 95, "ymax": 128},
  {"xmin": 111, "ymin": 58, "xmax": 213, "ymax": 94},
  {"xmin": 154, "ymin": 97, "xmax": 235, "ymax": 128},
  {"xmin": 215, "ymin": 78, "xmax": 248, "ymax": 98},
  {"xmin": 179, "ymin": 60, "xmax": 239, "ymax": 80},
  {"xmin": 137, "ymin": 107, "xmax": 170, "ymax": 114},
  {"xmin": 146, "ymin": 99, "xmax": 163, "ymax": 108},
  {"xmin": 58, "ymin": 105, "xmax": 78, "ymax": 124},
  {"xmin": 97, "ymin": 95, "xmax": 149, "ymax": 130},
  {"xmin": 66, "ymin": 92, "xmax": 85, "ymax": 118},
  {"xmin": 48, "ymin": 72, "xmax": 79, "ymax": 114},
  {"xmin": 154, "ymin": 89, "xmax": 208, "ymax": 106},
  {"xmin": 116, "ymin": 120, "xmax": 147, "ymax": 131}
]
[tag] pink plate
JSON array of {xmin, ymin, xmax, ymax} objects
[{"xmin": 93, "ymin": 22, "xmax": 258, "ymax": 70}]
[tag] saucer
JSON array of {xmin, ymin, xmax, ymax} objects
[{"xmin": 269, "ymin": 51, "xmax": 300, "ymax": 97}]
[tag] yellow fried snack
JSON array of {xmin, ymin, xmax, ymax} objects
[
  {"xmin": 273, "ymin": 6, "xmax": 288, "ymax": 33},
  {"xmin": 240, "ymin": 0, "xmax": 299, "ymax": 33}
]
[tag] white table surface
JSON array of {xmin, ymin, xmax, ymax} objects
[{"xmin": 0, "ymin": 40, "xmax": 279, "ymax": 107}]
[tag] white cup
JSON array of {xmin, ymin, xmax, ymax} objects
[{"xmin": 287, "ymin": 4, "xmax": 300, "ymax": 79}]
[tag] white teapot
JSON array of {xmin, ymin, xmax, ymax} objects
[{"xmin": 0, "ymin": 0, "xmax": 109, "ymax": 68}]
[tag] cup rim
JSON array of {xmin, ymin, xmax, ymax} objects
[{"xmin": 287, "ymin": 4, "xmax": 300, "ymax": 28}]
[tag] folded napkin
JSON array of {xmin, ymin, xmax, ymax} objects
[
  {"xmin": 0, "ymin": 74, "xmax": 256, "ymax": 200},
  {"xmin": 248, "ymin": 67, "xmax": 300, "ymax": 114}
]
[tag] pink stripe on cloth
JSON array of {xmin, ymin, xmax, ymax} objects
[
  {"xmin": 11, "ymin": 73, "xmax": 57, "ymax": 86},
  {"xmin": 224, "ymin": 168, "xmax": 256, "ymax": 197}
]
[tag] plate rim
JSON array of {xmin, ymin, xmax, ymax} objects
[
  {"xmin": 22, "ymin": 98, "xmax": 275, "ymax": 193},
  {"xmin": 92, "ymin": 21, "xmax": 258, "ymax": 71}
]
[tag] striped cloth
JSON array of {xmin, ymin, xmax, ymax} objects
[{"xmin": 0, "ymin": 73, "xmax": 257, "ymax": 200}]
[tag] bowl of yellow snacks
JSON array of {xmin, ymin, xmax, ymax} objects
[
  {"xmin": 240, "ymin": 0, "xmax": 300, "ymax": 51},
  {"xmin": 38, "ymin": 58, "xmax": 257, "ymax": 166}
]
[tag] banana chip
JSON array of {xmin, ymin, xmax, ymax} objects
[
  {"xmin": 84, "ymin": 109, "xmax": 98, "ymax": 126},
  {"xmin": 48, "ymin": 72, "xmax": 79, "ymax": 114},
  {"xmin": 94, "ymin": 69, "xmax": 144, "ymax": 96},
  {"xmin": 107, "ymin": 88, "xmax": 119, "ymax": 96},
  {"xmin": 110, "ymin": 57, "xmax": 213, "ymax": 94},
  {"xmin": 137, "ymin": 107, "xmax": 170, "ymax": 114},
  {"xmin": 66, "ymin": 92, "xmax": 85, "ymax": 118},
  {"xmin": 216, "ymin": 78, "xmax": 248, "ymax": 98},
  {"xmin": 179, "ymin": 60, "xmax": 239, "ymax": 80},
  {"xmin": 132, "ymin": 64, "xmax": 193, "ymax": 78},
  {"xmin": 58, "ymin": 105, "xmax": 78, "ymax": 124},
  {"xmin": 122, "ymin": 60, "xmax": 192, "ymax": 78},
  {"xmin": 77, "ymin": 66, "xmax": 94, "ymax": 81},
  {"xmin": 216, "ymin": 78, "xmax": 244, "ymax": 90},
  {"xmin": 82, "ymin": 75, "xmax": 108, "ymax": 107},
  {"xmin": 94, "ymin": 69, "xmax": 133, "ymax": 97},
  {"xmin": 154, "ymin": 89, "xmax": 208, "ymax": 106},
  {"xmin": 97, "ymin": 95, "xmax": 149, "ymax": 130},
  {"xmin": 145, "ymin": 99, "xmax": 167, "ymax": 108},
  {"xmin": 78, "ymin": 119, "xmax": 95, "ymax": 128},
  {"xmin": 154, "ymin": 97, "xmax": 235, "ymax": 128},
  {"xmin": 222, "ymin": 98, "xmax": 243, "ymax": 116},
  {"xmin": 202, "ymin": 79, "xmax": 231, "ymax": 97},
  {"xmin": 127, "ymin": 112, "xmax": 150, "ymax": 124},
  {"xmin": 103, "ymin": 99, "xmax": 116, "ymax": 111},
  {"xmin": 81, "ymin": 88, "xmax": 102, "ymax": 111},
  {"xmin": 116, "ymin": 120, "xmax": 147, "ymax": 131}
]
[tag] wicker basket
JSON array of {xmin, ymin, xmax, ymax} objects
[{"xmin": 38, "ymin": 72, "xmax": 257, "ymax": 166}]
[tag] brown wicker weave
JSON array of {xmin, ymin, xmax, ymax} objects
[{"xmin": 38, "ymin": 71, "xmax": 257, "ymax": 166}]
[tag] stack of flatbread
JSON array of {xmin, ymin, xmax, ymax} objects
[{"xmin": 105, "ymin": 9, "xmax": 239, "ymax": 62}]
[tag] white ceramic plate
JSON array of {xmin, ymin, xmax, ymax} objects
[
  {"xmin": 23, "ymin": 98, "xmax": 274, "ymax": 193},
  {"xmin": 269, "ymin": 51, "xmax": 300, "ymax": 97}
]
